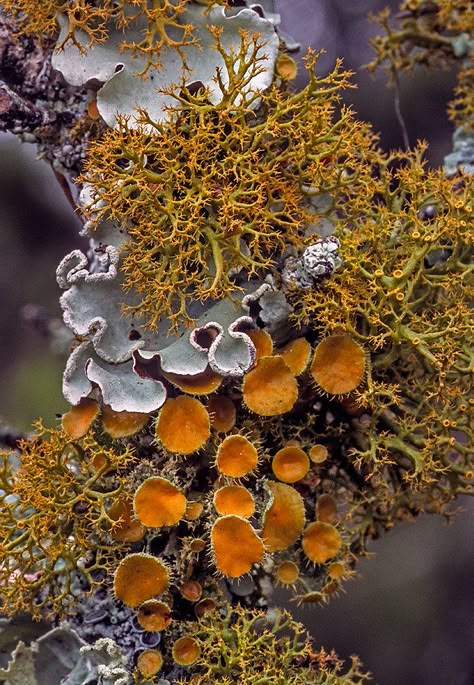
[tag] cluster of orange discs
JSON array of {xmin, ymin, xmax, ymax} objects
[{"xmin": 61, "ymin": 333, "xmax": 366, "ymax": 676}]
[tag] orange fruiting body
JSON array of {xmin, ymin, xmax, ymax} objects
[
  {"xmin": 275, "ymin": 560, "xmax": 300, "ymax": 585},
  {"xmin": 242, "ymin": 356, "xmax": 298, "ymax": 416},
  {"xmin": 276, "ymin": 53, "xmax": 298, "ymax": 80},
  {"xmin": 215, "ymin": 435, "xmax": 259, "ymax": 478},
  {"xmin": 247, "ymin": 328, "xmax": 273, "ymax": 362},
  {"xmin": 316, "ymin": 494, "xmax": 338, "ymax": 524},
  {"xmin": 137, "ymin": 599, "xmax": 172, "ymax": 632},
  {"xmin": 208, "ymin": 395, "xmax": 237, "ymax": 433},
  {"xmin": 185, "ymin": 500, "xmax": 204, "ymax": 521},
  {"xmin": 172, "ymin": 636, "xmax": 201, "ymax": 666},
  {"xmin": 261, "ymin": 482, "xmax": 305, "ymax": 552},
  {"xmin": 108, "ymin": 498, "xmax": 146, "ymax": 543},
  {"xmin": 134, "ymin": 476, "xmax": 187, "ymax": 528},
  {"xmin": 62, "ymin": 398, "xmax": 99, "ymax": 439},
  {"xmin": 156, "ymin": 395, "xmax": 210, "ymax": 454},
  {"xmin": 272, "ymin": 446, "xmax": 310, "ymax": 483},
  {"xmin": 276, "ymin": 337, "xmax": 311, "ymax": 376},
  {"xmin": 102, "ymin": 405, "xmax": 149, "ymax": 438},
  {"xmin": 136, "ymin": 649, "xmax": 163, "ymax": 677},
  {"xmin": 309, "ymin": 444, "xmax": 328, "ymax": 463},
  {"xmin": 180, "ymin": 580, "xmax": 202, "ymax": 602},
  {"xmin": 211, "ymin": 515, "xmax": 264, "ymax": 577},
  {"xmin": 301, "ymin": 521, "xmax": 342, "ymax": 564},
  {"xmin": 213, "ymin": 485, "xmax": 255, "ymax": 517},
  {"xmin": 162, "ymin": 366, "xmax": 223, "ymax": 395},
  {"xmin": 194, "ymin": 598, "xmax": 217, "ymax": 618},
  {"xmin": 113, "ymin": 553, "xmax": 169, "ymax": 607},
  {"xmin": 310, "ymin": 335, "xmax": 366, "ymax": 395},
  {"xmin": 327, "ymin": 561, "xmax": 345, "ymax": 580}
]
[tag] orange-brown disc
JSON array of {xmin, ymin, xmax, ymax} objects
[
  {"xmin": 213, "ymin": 485, "xmax": 255, "ymax": 517},
  {"xmin": 156, "ymin": 396, "xmax": 210, "ymax": 454},
  {"xmin": 162, "ymin": 366, "xmax": 223, "ymax": 395},
  {"xmin": 242, "ymin": 356, "xmax": 298, "ymax": 416},
  {"xmin": 62, "ymin": 398, "xmax": 99, "ymax": 439},
  {"xmin": 316, "ymin": 494, "xmax": 338, "ymax": 524},
  {"xmin": 310, "ymin": 335, "xmax": 366, "ymax": 395},
  {"xmin": 276, "ymin": 337, "xmax": 311, "ymax": 376},
  {"xmin": 172, "ymin": 636, "xmax": 201, "ymax": 666},
  {"xmin": 134, "ymin": 476, "xmax": 187, "ymax": 528},
  {"xmin": 215, "ymin": 435, "xmax": 259, "ymax": 478},
  {"xmin": 208, "ymin": 395, "xmax": 237, "ymax": 433},
  {"xmin": 108, "ymin": 498, "xmax": 146, "ymax": 543},
  {"xmin": 211, "ymin": 515, "xmax": 264, "ymax": 577},
  {"xmin": 271, "ymin": 446, "xmax": 310, "ymax": 483},
  {"xmin": 136, "ymin": 649, "xmax": 163, "ymax": 677},
  {"xmin": 247, "ymin": 329, "xmax": 273, "ymax": 363},
  {"xmin": 137, "ymin": 599, "xmax": 172, "ymax": 631},
  {"xmin": 301, "ymin": 521, "xmax": 342, "ymax": 564},
  {"xmin": 275, "ymin": 560, "xmax": 300, "ymax": 585},
  {"xmin": 261, "ymin": 482, "xmax": 305, "ymax": 552},
  {"xmin": 309, "ymin": 444, "xmax": 328, "ymax": 464},
  {"xmin": 102, "ymin": 405, "xmax": 149, "ymax": 438},
  {"xmin": 113, "ymin": 554, "xmax": 169, "ymax": 608}
]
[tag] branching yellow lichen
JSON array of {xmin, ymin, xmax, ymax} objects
[
  {"xmin": 0, "ymin": 421, "xmax": 134, "ymax": 617},
  {"xmin": 80, "ymin": 39, "xmax": 374, "ymax": 329},
  {"xmin": 179, "ymin": 606, "xmax": 370, "ymax": 684},
  {"xmin": 293, "ymin": 146, "xmax": 473, "ymax": 480},
  {"xmin": 2, "ymin": 0, "xmax": 199, "ymax": 68}
]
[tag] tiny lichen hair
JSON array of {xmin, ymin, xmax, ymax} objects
[
  {"xmin": 80, "ymin": 38, "xmax": 374, "ymax": 330},
  {"xmin": 0, "ymin": 421, "xmax": 135, "ymax": 617}
]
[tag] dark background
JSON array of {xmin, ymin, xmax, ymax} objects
[{"xmin": 0, "ymin": 2, "xmax": 472, "ymax": 683}]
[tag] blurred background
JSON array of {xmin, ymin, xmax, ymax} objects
[{"xmin": 0, "ymin": 1, "xmax": 472, "ymax": 683}]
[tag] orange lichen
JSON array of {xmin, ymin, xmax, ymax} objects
[
  {"xmin": 316, "ymin": 494, "xmax": 338, "ymax": 524},
  {"xmin": 185, "ymin": 501, "xmax": 204, "ymax": 521},
  {"xmin": 61, "ymin": 398, "xmax": 99, "ymax": 439},
  {"xmin": 310, "ymin": 335, "xmax": 366, "ymax": 395},
  {"xmin": 276, "ymin": 53, "xmax": 298, "ymax": 80},
  {"xmin": 213, "ymin": 485, "xmax": 255, "ymax": 517},
  {"xmin": 162, "ymin": 367, "xmax": 223, "ymax": 395},
  {"xmin": 208, "ymin": 395, "xmax": 237, "ymax": 433},
  {"xmin": 247, "ymin": 329, "xmax": 274, "ymax": 363},
  {"xmin": 102, "ymin": 405, "xmax": 149, "ymax": 438},
  {"xmin": 272, "ymin": 446, "xmax": 310, "ymax": 483},
  {"xmin": 261, "ymin": 482, "xmax": 305, "ymax": 552},
  {"xmin": 156, "ymin": 396, "xmax": 210, "ymax": 454},
  {"xmin": 242, "ymin": 356, "xmax": 299, "ymax": 416},
  {"xmin": 113, "ymin": 553, "xmax": 169, "ymax": 607},
  {"xmin": 194, "ymin": 598, "xmax": 217, "ymax": 619},
  {"xmin": 301, "ymin": 522, "xmax": 342, "ymax": 564},
  {"xmin": 276, "ymin": 337, "xmax": 311, "ymax": 376},
  {"xmin": 211, "ymin": 515, "xmax": 264, "ymax": 577},
  {"xmin": 137, "ymin": 599, "xmax": 172, "ymax": 632},
  {"xmin": 309, "ymin": 444, "xmax": 328, "ymax": 464},
  {"xmin": 108, "ymin": 498, "xmax": 146, "ymax": 543},
  {"xmin": 190, "ymin": 538, "xmax": 207, "ymax": 553},
  {"xmin": 134, "ymin": 476, "xmax": 187, "ymax": 528},
  {"xmin": 215, "ymin": 435, "xmax": 259, "ymax": 478},
  {"xmin": 172, "ymin": 636, "xmax": 201, "ymax": 667},
  {"xmin": 327, "ymin": 562, "xmax": 345, "ymax": 580},
  {"xmin": 296, "ymin": 591, "xmax": 324, "ymax": 605},
  {"xmin": 180, "ymin": 580, "xmax": 202, "ymax": 602},
  {"xmin": 136, "ymin": 649, "xmax": 163, "ymax": 677},
  {"xmin": 275, "ymin": 560, "xmax": 300, "ymax": 585}
]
